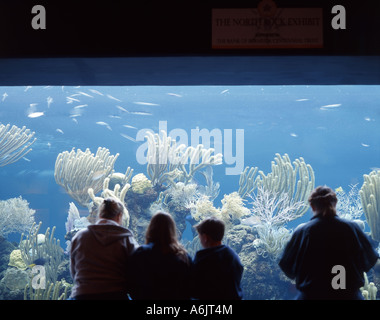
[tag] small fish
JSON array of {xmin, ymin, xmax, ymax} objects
[
  {"xmin": 73, "ymin": 104, "xmax": 88, "ymax": 109},
  {"xmin": 129, "ymin": 111, "xmax": 153, "ymax": 116},
  {"xmin": 296, "ymin": 98, "xmax": 309, "ymax": 102},
  {"xmin": 29, "ymin": 103, "xmax": 38, "ymax": 108},
  {"xmin": 320, "ymin": 104, "xmax": 341, "ymax": 110},
  {"xmin": 120, "ymin": 133, "xmax": 137, "ymax": 142},
  {"xmin": 96, "ymin": 121, "xmax": 112, "ymax": 131},
  {"xmin": 28, "ymin": 111, "xmax": 44, "ymax": 118},
  {"xmin": 361, "ymin": 143, "xmax": 370, "ymax": 147},
  {"xmin": 109, "ymin": 115, "xmax": 122, "ymax": 119},
  {"xmin": 67, "ymin": 97, "xmax": 80, "ymax": 103},
  {"xmin": 364, "ymin": 117, "xmax": 372, "ymax": 122},
  {"xmin": 2, "ymin": 93, "xmax": 8, "ymax": 101},
  {"xmin": 123, "ymin": 124, "xmax": 137, "ymax": 129},
  {"xmin": 290, "ymin": 133, "xmax": 298, "ymax": 138},
  {"xmin": 23, "ymin": 157, "xmax": 31, "ymax": 162},
  {"xmin": 43, "ymin": 86, "xmax": 52, "ymax": 89},
  {"xmin": 72, "ymin": 118, "xmax": 78, "ymax": 124},
  {"xmin": 116, "ymin": 105, "xmax": 129, "ymax": 113},
  {"xmin": 77, "ymin": 91, "xmax": 94, "ymax": 98},
  {"xmin": 24, "ymin": 86, "xmax": 32, "ymax": 92},
  {"xmin": 56, "ymin": 128, "xmax": 64, "ymax": 134},
  {"xmin": 88, "ymin": 89, "xmax": 104, "ymax": 96},
  {"xmin": 47, "ymin": 142, "xmax": 51, "ymax": 148},
  {"xmin": 106, "ymin": 94, "xmax": 122, "ymax": 102},
  {"xmin": 167, "ymin": 93, "xmax": 182, "ymax": 98},
  {"xmin": 47, "ymin": 96, "xmax": 53, "ymax": 108},
  {"xmin": 220, "ymin": 89, "xmax": 229, "ymax": 94},
  {"xmin": 335, "ymin": 186, "xmax": 344, "ymax": 193},
  {"xmin": 133, "ymin": 101, "xmax": 159, "ymax": 106}
]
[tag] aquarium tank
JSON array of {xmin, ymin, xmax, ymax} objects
[{"xmin": 0, "ymin": 84, "xmax": 379, "ymax": 300}]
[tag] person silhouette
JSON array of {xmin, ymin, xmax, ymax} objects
[{"xmin": 279, "ymin": 186, "xmax": 379, "ymax": 300}]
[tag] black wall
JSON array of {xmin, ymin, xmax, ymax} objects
[{"xmin": 0, "ymin": 0, "xmax": 379, "ymax": 58}]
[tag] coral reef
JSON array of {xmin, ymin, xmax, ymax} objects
[
  {"xmin": 145, "ymin": 130, "xmax": 223, "ymax": 186},
  {"xmin": 126, "ymin": 185, "xmax": 160, "ymax": 244},
  {"xmin": 88, "ymin": 176, "xmax": 131, "ymax": 227},
  {"xmin": 54, "ymin": 147, "xmax": 119, "ymax": 207},
  {"xmin": 245, "ymin": 187, "xmax": 305, "ymax": 261},
  {"xmin": 247, "ymin": 187, "xmax": 306, "ymax": 227},
  {"xmin": 198, "ymin": 167, "xmax": 220, "ymax": 202},
  {"xmin": 0, "ymin": 123, "xmax": 36, "ymax": 167},
  {"xmin": 253, "ymin": 225, "xmax": 292, "ymax": 261},
  {"xmin": 220, "ymin": 192, "xmax": 250, "ymax": 225},
  {"xmin": 238, "ymin": 166, "xmax": 259, "ymax": 199},
  {"xmin": 24, "ymin": 279, "xmax": 71, "ymax": 300},
  {"xmin": 189, "ymin": 192, "xmax": 251, "ymax": 232},
  {"xmin": 65, "ymin": 202, "xmax": 89, "ymax": 239},
  {"xmin": 131, "ymin": 173, "xmax": 153, "ymax": 194},
  {"xmin": 2, "ymin": 268, "xmax": 29, "ymax": 291},
  {"xmin": 236, "ymin": 154, "xmax": 314, "ymax": 265},
  {"xmin": 8, "ymin": 249, "xmax": 27, "ymax": 270},
  {"xmin": 191, "ymin": 195, "xmax": 220, "ymax": 222},
  {"xmin": 108, "ymin": 167, "xmax": 134, "ymax": 190},
  {"xmin": 360, "ymin": 170, "xmax": 380, "ymax": 241},
  {"xmin": 0, "ymin": 236, "xmax": 15, "ymax": 274},
  {"xmin": 19, "ymin": 222, "xmax": 64, "ymax": 284},
  {"xmin": 225, "ymin": 224, "xmax": 292, "ymax": 299},
  {"xmin": 166, "ymin": 182, "xmax": 198, "ymax": 207},
  {"xmin": 361, "ymin": 272, "xmax": 378, "ymax": 300},
  {"xmin": 239, "ymin": 154, "xmax": 314, "ymax": 217},
  {"xmin": 0, "ymin": 196, "xmax": 35, "ymax": 239},
  {"xmin": 336, "ymin": 184, "xmax": 364, "ymax": 221}
]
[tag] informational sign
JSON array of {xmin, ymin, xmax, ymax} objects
[{"xmin": 212, "ymin": 0, "xmax": 323, "ymax": 49}]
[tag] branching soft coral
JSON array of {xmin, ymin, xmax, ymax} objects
[{"xmin": 0, "ymin": 196, "xmax": 35, "ymax": 238}]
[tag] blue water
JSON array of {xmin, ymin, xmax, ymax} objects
[{"xmin": 0, "ymin": 85, "xmax": 379, "ymax": 243}]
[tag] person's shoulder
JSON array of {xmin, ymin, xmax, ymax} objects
[
  {"xmin": 219, "ymin": 245, "xmax": 240, "ymax": 258},
  {"xmin": 71, "ymin": 226, "xmax": 90, "ymax": 241},
  {"xmin": 134, "ymin": 243, "xmax": 153, "ymax": 254},
  {"xmin": 333, "ymin": 216, "xmax": 362, "ymax": 233}
]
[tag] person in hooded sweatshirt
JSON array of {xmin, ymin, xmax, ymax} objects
[
  {"xmin": 191, "ymin": 217, "xmax": 244, "ymax": 300},
  {"xmin": 69, "ymin": 197, "xmax": 138, "ymax": 300}
]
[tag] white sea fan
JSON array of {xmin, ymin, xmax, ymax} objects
[
  {"xmin": 248, "ymin": 187, "xmax": 306, "ymax": 227},
  {"xmin": 0, "ymin": 196, "xmax": 35, "ymax": 238},
  {"xmin": 166, "ymin": 182, "xmax": 199, "ymax": 208},
  {"xmin": 336, "ymin": 184, "xmax": 364, "ymax": 220}
]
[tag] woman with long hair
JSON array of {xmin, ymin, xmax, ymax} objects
[
  {"xmin": 128, "ymin": 211, "xmax": 192, "ymax": 300},
  {"xmin": 279, "ymin": 186, "xmax": 379, "ymax": 300}
]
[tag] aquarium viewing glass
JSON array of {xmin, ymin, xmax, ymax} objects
[{"xmin": 0, "ymin": 84, "xmax": 379, "ymax": 300}]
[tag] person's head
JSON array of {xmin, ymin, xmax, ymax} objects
[
  {"xmin": 98, "ymin": 197, "xmax": 125, "ymax": 225},
  {"xmin": 146, "ymin": 211, "xmax": 189, "ymax": 263},
  {"xmin": 308, "ymin": 186, "xmax": 338, "ymax": 217},
  {"xmin": 195, "ymin": 217, "xmax": 225, "ymax": 248},
  {"xmin": 145, "ymin": 211, "xmax": 178, "ymax": 247}
]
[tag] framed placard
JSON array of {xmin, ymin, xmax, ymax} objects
[{"xmin": 212, "ymin": 0, "xmax": 323, "ymax": 49}]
